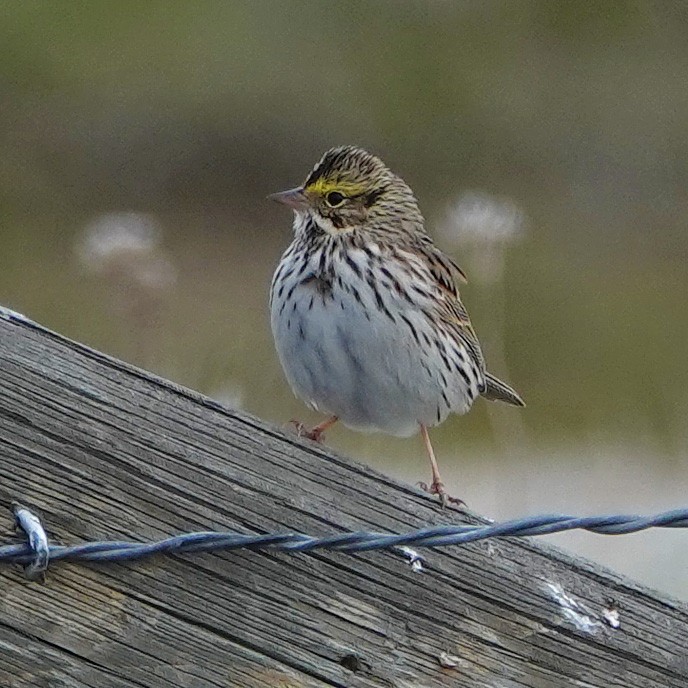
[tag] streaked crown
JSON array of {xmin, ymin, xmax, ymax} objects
[
  {"xmin": 313, "ymin": 146, "xmax": 424, "ymax": 232},
  {"xmin": 271, "ymin": 146, "xmax": 424, "ymax": 237},
  {"xmin": 304, "ymin": 146, "xmax": 392, "ymax": 198}
]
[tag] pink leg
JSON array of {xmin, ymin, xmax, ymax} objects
[
  {"xmin": 291, "ymin": 415, "xmax": 339, "ymax": 443},
  {"xmin": 418, "ymin": 424, "xmax": 464, "ymax": 507}
]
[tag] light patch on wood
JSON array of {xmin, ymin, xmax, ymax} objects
[
  {"xmin": 545, "ymin": 582, "xmax": 603, "ymax": 634},
  {"xmin": 603, "ymin": 606, "xmax": 621, "ymax": 629}
]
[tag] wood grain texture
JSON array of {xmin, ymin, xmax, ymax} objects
[{"xmin": 0, "ymin": 306, "xmax": 686, "ymax": 688}]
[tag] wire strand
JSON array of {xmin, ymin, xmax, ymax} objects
[{"xmin": 3, "ymin": 504, "xmax": 687, "ymax": 579}]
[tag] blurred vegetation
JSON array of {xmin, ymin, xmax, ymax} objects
[{"xmin": 1, "ymin": 1, "xmax": 686, "ymax": 593}]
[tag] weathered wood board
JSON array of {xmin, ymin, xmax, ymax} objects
[{"xmin": 0, "ymin": 306, "xmax": 686, "ymax": 688}]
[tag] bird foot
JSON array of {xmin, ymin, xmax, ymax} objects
[
  {"xmin": 417, "ymin": 480, "xmax": 465, "ymax": 508},
  {"xmin": 289, "ymin": 420, "xmax": 328, "ymax": 443}
]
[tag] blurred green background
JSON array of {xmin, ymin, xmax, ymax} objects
[{"xmin": 1, "ymin": 1, "xmax": 686, "ymax": 598}]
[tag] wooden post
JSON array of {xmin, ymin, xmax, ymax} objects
[{"xmin": 0, "ymin": 306, "xmax": 686, "ymax": 688}]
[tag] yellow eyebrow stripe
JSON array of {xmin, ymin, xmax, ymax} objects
[{"xmin": 305, "ymin": 178, "xmax": 366, "ymax": 196}]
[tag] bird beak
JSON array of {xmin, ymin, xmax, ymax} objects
[{"xmin": 268, "ymin": 187, "xmax": 308, "ymax": 211}]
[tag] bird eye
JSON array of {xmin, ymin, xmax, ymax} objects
[{"xmin": 325, "ymin": 191, "xmax": 346, "ymax": 207}]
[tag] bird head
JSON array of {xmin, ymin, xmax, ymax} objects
[{"xmin": 269, "ymin": 146, "xmax": 423, "ymax": 238}]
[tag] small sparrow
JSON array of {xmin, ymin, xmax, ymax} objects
[{"xmin": 269, "ymin": 146, "xmax": 524, "ymax": 504}]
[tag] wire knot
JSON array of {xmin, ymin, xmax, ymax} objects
[{"xmin": 12, "ymin": 503, "xmax": 50, "ymax": 582}]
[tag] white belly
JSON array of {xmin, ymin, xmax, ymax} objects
[{"xmin": 270, "ymin": 244, "xmax": 480, "ymax": 437}]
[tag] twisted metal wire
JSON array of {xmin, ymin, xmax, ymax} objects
[{"xmin": 3, "ymin": 503, "xmax": 687, "ymax": 580}]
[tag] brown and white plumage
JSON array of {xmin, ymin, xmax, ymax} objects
[{"xmin": 270, "ymin": 146, "xmax": 523, "ymax": 502}]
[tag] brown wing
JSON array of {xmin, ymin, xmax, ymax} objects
[
  {"xmin": 407, "ymin": 237, "xmax": 525, "ymax": 404},
  {"xmin": 415, "ymin": 240, "xmax": 486, "ymax": 375}
]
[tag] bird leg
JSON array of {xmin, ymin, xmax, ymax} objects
[
  {"xmin": 290, "ymin": 415, "xmax": 338, "ymax": 443},
  {"xmin": 418, "ymin": 424, "xmax": 464, "ymax": 507},
  {"xmin": 419, "ymin": 424, "xmax": 446, "ymax": 505}
]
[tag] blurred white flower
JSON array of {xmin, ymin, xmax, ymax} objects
[
  {"xmin": 438, "ymin": 191, "xmax": 526, "ymax": 285},
  {"xmin": 439, "ymin": 190, "xmax": 525, "ymax": 249},
  {"xmin": 76, "ymin": 212, "xmax": 162, "ymax": 272},
  {"xmin": 74, "ymin": 211, "xmax": 177, "ymax": 367},
  {"xmin": 75, "ymin": 211, "xmax": 177, "ymax": 290}
]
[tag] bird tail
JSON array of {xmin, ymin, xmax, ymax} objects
[{"xmin": 482, "ymin": 372, "xmax": 525, "ymax": 407}]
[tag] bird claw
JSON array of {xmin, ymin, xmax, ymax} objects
[
  {"xmin": 417, "ymin": 481, "xmax": 465, "ymax": 508},
  {"xmin": 289, "ymin": 420, "xmax": 327, "ymax": 443}
]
